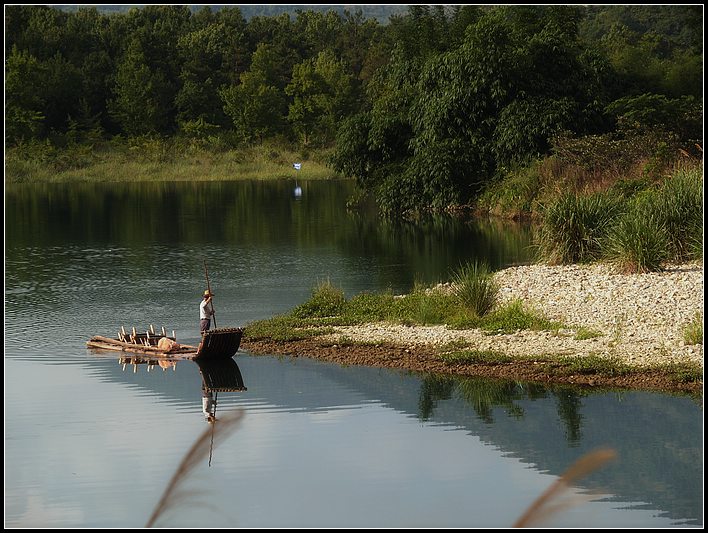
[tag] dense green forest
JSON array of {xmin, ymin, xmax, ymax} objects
[
  {"xmin": 53, "ymin": 4, "xmax": 411, "ymax": 22},
  {"xmin": 5, "ymin": 5, "xmax": 703, "ymax": 215}
]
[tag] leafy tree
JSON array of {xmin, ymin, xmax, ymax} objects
[
  {"xmin": 581, "ymin": 5, "xmax": 703, "ymax": 56},
  {"xmin": 221, "ymin": 72, "xmax": 286, "ymax": 143},
  {"xmin": 4, "ymin": 5, "xmax": 33, "ymax": 51},
  {"xmin": 176, "ymin": 78, "xmax": 223, "ymax": 134},
  {"xmin": 605, "ymin": 93, "xmax": 702, "ymax": 150},
  {"xmin": 5, "ymin": 46, "xmax": 47, "ymax": 143},
  {"xmin": 286, "ymin": 49, "xmax": 357, "ymax": 145},
  {"xmin": 109, "ymin": 39, "xmax": 172, "ymax": 135},
  {"xmin": 40, "ymin": 52, "xmax": 84, "ymax": 135},
  {"xmin": 61, "ymin": 7, "xmax": 109, "ymax": 65},
  {"xmin": 13, "ymin": 5, "xmax": 69, "ymax": 60},
  {"xmin": 592, "ymin": 6, "xmax": 703, "ymax": 101},
  {"xmin": 111, "ymin": 5, "xmax": 192, "ymax": 134},
  {"xmin": 77, "ymin": 47, "xmax": 115, "ymax": 132},
  {"xmin": 334, "ymin": 5, "xmax": 614, "ymax": 215},
  {"xmin": 335, "ymin": 9, "xmax": 381, "ymax": 81},
  {"xmin": 329, "ymin": 113, "xmax": 374, "ymax": 186},
  {"xmin": 176, "ymin": 21, "xmax": 244, "ymax": 128},
  {"xmin": 447, "ymin": 5, "xmax": 484, "ymax": 43},
  {"xmin": 329, "ymin": 41, "xmax": 420, "ymax": 213},
  {"xmin": 190, "ymin": 5, "xmax": 217, "ymax": 29},
  {"xmin": 662, "ymin": 49, "xmax": 702, "ymax": 99},
  {"xmin": 248, "ymin": 40, "xmax": 290, "ymax": 91},
  {"xmin": 293, "ymin": 9, "xmax": 343, "ymax": 58},
  {"xmin": 244, "ymin": 13, "xmax": 302, "ymax": 76},
  {"xmin": 220, "ymin": 44, "xmax": 288, "ymax": 143},
  {"xmin": 357, "ymin": 21, "xmax": 396, "ymax": 87},
  {"xmin": 388, "ymin": 5, "xmax": 451, "ymax": 60},
  {"xmin": 285, "ymin": 59, "xmax": 328, "ymax": 145},
  {"xmin": 363, "ymin": 45, "xmax": 418, "ymax": 171}
]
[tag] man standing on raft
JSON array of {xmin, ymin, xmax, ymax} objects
[{"xmin": 200, "ymin": 289, "xmax": 215, "ymax": 333}]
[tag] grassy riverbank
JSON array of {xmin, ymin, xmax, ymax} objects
[{"xmin": 5, "ymin": 138, "xmax": 339, "ymax": 184}]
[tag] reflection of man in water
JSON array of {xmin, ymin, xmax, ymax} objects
[{"xmin": 202, "ymin": 385, "xmax": 216, "ymax": 422}]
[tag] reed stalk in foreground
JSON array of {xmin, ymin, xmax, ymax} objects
[
  {"xmin": 513, "ymin": 448, "xmax": 617, "ymax": 527},
  {"xmin": 146, "ymin": 410, "xmax": 244, "ymax": 528},
  {"xmin": 146, "ymin": 409, "xmax": 616, "ymax": 527}
]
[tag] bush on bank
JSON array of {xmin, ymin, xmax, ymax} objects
[{"xmin": 534, "ymin": 163, "xmax": 703, "ymax": 272}]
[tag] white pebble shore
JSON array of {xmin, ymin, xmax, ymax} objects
[{"xmin": 326, "ymin": 261, "xmax": 704, "ymax": 368}]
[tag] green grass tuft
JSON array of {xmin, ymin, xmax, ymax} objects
[
  {"xmin": 574, "ymin": 327, "xmax": 603, "ymax": 340},
  {"xmin": 390, "ymin": 284, "xmax": 457, "ymax": 325},
  {"xmin": 654, "ymin": 167, "xmax": 704, "ymax": 262},
  {"xmin": 550, "ymin": 354, "xmax": 632, "ymax": 376},
  {"xmin": 291, "ymin": 279, "xmax": 346, "ymax": 319},
  {"xmin": 656, "ymin": 361, "xmax": 704, "ymax": 384},
  {"xmin": 243, "ymin": 315, "xmax": 334, "ymax": 342},
  {"xmin": 439, "ymin": 349, "xmax": 514, "ymax": 365},
  {"xmin": 682, "ymin": 312, "xmax": 703, "ymax": 345},
  {"xmin": 480, "ymin": 299, "xmax": 564, "ymax": 334},
  {"xmin": 451, "ymin": 260, "xmax": 500, "ymax": 318},
  {"xmin": 344, "ymin": 291, "xmax": 397, "ymax": 323}
]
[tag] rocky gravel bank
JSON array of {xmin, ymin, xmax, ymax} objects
[{"xmin": 322, "ymin": 261, "xmax": 703, "ymax": 368}]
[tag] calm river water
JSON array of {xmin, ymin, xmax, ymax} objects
[{"xmin": 4, "ymin": 180, "xmax": 703, "ymax": 527}]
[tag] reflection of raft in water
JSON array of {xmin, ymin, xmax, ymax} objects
[
  {"xmin": 114, "ymin": 353, "xmax": 247, "ymax": 393},
  {"xmin": 198, "ymin": 357, "xmax": 247, "ymax": 392},
  {"xmin": 86, "ymin": 326, "xmax": 243, "ymax": 361}
]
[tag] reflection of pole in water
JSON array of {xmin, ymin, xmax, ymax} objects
[
  {"xmin": 208, "ymin": 392, "xmax": 218, "ymax": 467},
  {"xmin": 201, "ymin": 385, "xmax": 218, "ymax": 466}
]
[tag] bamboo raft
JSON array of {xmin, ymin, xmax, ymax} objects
[{"xmin": 87, "ymin": 325, "xmax": 243, "ymax": 361}]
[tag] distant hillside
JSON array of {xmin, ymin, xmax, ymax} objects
[{"xmin": 52, "ymin": 4, "xmax": 410, "ymax": 23}]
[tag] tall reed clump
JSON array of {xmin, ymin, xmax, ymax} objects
[
  {"xmin": 535, "ymin": 192, "xmax": 623, "ymax": 264},
  {"xmin": 603, "ymin": 194, "xmax": 670, "ymax": 273},
  {"xmin": 476, "ymin": 162, "xmax": 545, "ymax": 218},
  {"xmin": 451, "ymin": 261, "xmax": 499, "ymax": 318},
  {"xmin": 601, "ymin": 165, "xmax": 703, "ymax": 272},
  {"xmin": 653, "ymin": 165, "xmax": 703, "ymax": 261}
]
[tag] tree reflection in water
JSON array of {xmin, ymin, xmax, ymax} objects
[{"xmin": 418, "ymin": 373, "xmax": 584, "ymax": 445}]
